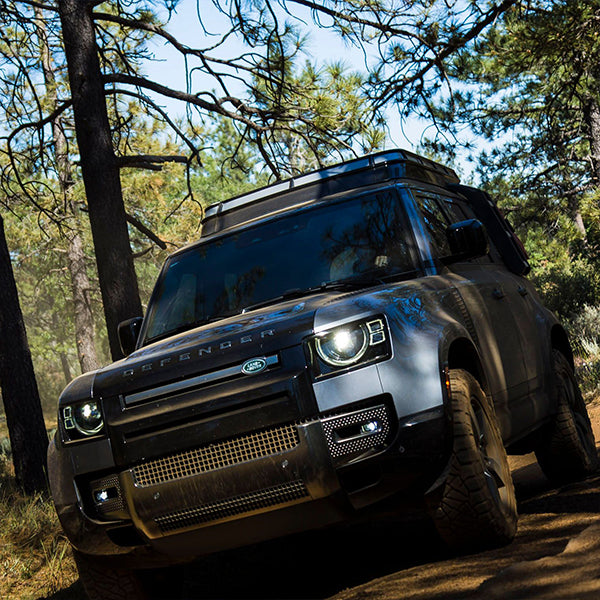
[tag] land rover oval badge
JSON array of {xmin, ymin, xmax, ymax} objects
[{"xmin": 242, "ymin": 357, "xmax": 267, "ymax": 375}]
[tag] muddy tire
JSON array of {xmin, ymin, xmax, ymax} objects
[
  {"xmin": 73, "ymin": 550, "xmax": 151, "ymax": 600},
  {"xmin": 535, "ymin": 350, "xmax": 598, "ymax": 483},
  {"xmin": 430, "ymin": 369, "xmax": 517, "ymax": 551}
]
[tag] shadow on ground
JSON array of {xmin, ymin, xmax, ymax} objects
[
  {"xmin": 165, "ymin": 455, "xmax": 600, "ymax": 600},
  {"xmin": 175, "ymin": 511, "xmax": 446, "ymax": 599},
  {"xmin": 39, "ymin": 581, "xmax": 85, "ymax": 600}
]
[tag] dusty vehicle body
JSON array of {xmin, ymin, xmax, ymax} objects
[{"xmin": 48, "ymin": 150, "xmax": 597, "ymax": 598}]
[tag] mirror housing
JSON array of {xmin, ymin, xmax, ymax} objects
[
  {"xmin": 446, "ymin": 219, "xmax": 489, "ymax": 261},
  {"xmin": 117, "ymin": 317, "xmax": 144, "ymax": 357}
]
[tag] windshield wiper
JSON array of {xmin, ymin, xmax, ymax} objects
[
  {"xmin": 241, "ymin": 288, "xmax": 317, "ymax": 314},
  {"xmin": 241, "ymin": 276, "xmax": 387, "ymax": 314},
  {"xmin": 145, "ymin": 313, "xmax": 236, "ymax": 344}
]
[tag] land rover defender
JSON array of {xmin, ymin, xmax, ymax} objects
[{"xmin": 48, "ymin": 150, "xmax": 598, "ymax": 599}]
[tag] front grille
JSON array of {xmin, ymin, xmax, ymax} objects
[
  {"xmin": 133, "ymin": 424, "xmax": 300, "ymax": 487},
  {"xmin": 155, "ymin": 480, "xmax": 309, "ymax": 532}
]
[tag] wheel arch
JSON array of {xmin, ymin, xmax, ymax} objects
[
  {"xmin": 446, "ymin": 336, "xmax": 489, "ymax": 396},
  {"xmin": 551, "ymin": 324, "xmax": 574, "ymax": 370}
]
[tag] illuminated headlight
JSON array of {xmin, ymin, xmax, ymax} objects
[
  {"xmin": 62, "ymin": 401, "xmax": 104, "ymax": 439},
  {"xmin": 316, "ymin": 324, "xmax": 370, "ymax": 366},
  {"xmin": 312, "ymin": 317, "xmax": 390, "ymax": 375}
]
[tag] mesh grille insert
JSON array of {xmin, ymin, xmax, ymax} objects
[
  {"xmin": 155, "ymin": 480, "xmax": 309, "ymax": 532},
  {"xmin": 133, "ymin": 424, "xmax": 300, "ymax": 487},
  {"xmin": 89, "ymin": 473, "xmax": 125, "ymax": 515},
  {"xmin": 321, "ymin": 404, "xmax": 391, "ymax": 459}
]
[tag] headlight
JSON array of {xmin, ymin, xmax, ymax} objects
[
  {"xmin": 316, "ymin": 324, "xmax": 370, "ymax": 366},
  {"xmin": 62, "ymin": 401, "xmax": 104, "ymax": 439},
  {"xmin": 311, "ymin": 317, "xmax": 390, "ymax": 375}
]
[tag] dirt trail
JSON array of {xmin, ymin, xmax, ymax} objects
[{"xmin": 329, "ymin": 399, "xmax": 600, "ymax": 600}]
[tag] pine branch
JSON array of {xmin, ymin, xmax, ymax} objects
[
  {"xmin": 125, "ymin": 213, "xmax": 167, "ymax": 250},
  {"xmin": 118, "ymin": 155, "xmax": 187, "ymax": 170}
]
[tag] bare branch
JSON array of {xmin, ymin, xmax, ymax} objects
[
  {"xmin": 103, "ymin": 72, "xmax": 267, "ymax": 130},
  {"xmin": 373, "ymin": 0, "xmax": 519, "ymax": 108},
  {"xmin": 125, "ymin": 212, "xmax": 167, "ymax": 250},
  {"xmin": 8, "ymin": 0, "xmax": 58, "ymax": 13},
  {"xmin": 118, "ymin": 154, "xmax": 187, "ymax": 170}
]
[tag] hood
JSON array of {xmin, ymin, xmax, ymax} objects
[{"xmin": 93, "ymin": 294, "xmax": 331, "ymax": 399}]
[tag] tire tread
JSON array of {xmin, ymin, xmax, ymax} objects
[{"xmin": 431, "ymin": 369, "xmax": 517, "ymax": 550}]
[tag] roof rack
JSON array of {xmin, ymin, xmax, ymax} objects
[{"xmin": 201, "ymin": 149, "xmax": 459, "ymax": 235}]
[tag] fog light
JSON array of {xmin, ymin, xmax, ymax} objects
[
  {"xmin": 321, "ymin": 404, "xmax": 391, "ymax": 460},
  {"xmin": 360, "ymin": 420, "xmax": 381, "ymax": 435},
  {"xmin": 93, "ymin": 487, "xmax": 118, "ymax": 505}
]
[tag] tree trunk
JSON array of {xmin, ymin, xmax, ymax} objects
[
  {"xmin": 67, "ymin": 229, "xmax": 100, "ymax": 372},
  {"xmin": 59, "ymin": 352, "xmax": 73, "ymax": 385},
  {"xmin": 0, "ymin": 215, "xmax": 48, "ymax": 494},
  {"xmin": 571, "ymin": 208, "xmax": 588, "ymax": 242},
  {"xmin": 58, "ymin": 0, "xmax": 142, "ymax": 361},
  {"xmin": 35, "ymin": 6, "xmax": 100, "ymax": 373},
  {"xmin": 584, "ymin": 95, "xmax": 600, "ymax": 183}
]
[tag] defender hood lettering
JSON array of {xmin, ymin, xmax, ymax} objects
[{"xmin": 93, "ymin": 298, "xmax": 320, "ymax": 399}]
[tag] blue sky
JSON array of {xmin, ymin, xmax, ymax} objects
[{"xmin": 143, "ymin": 2, "xmax": 430, "ymax": 154}]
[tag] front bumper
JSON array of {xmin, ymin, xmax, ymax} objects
[{"xmin": 49, "ymin": 399, "xmax": 449, "ymax": 566}]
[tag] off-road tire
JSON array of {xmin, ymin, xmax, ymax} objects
[
  {"xmin": 73, "ymin": 549, "xmax": 150, "ymax": 600},
  {"xmin": 431, "ymin": 369, "xmax": 517, "ymax": 551},
  {"xmin": 535, "ymin": 350, "xmax": 598, "ymax": 482}
]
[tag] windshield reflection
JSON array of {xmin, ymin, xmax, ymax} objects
[{"xmin": 143, "ymin": 189, "xmax": 416, "ymax": 343}]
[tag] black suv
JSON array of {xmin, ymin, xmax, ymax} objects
[{"xmin": 48, "ymin": 150, "xmax": 598, "ymax": 600}]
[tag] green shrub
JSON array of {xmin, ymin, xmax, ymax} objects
[
  {"xmin": 567, "ymin": 304, "xmax": 600, "ymax": 398},
  {"xmin": 531, "ymin": 259, "xmax": 600, "ymax": 321}
]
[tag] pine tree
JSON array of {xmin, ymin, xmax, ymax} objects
[{"xmin": 0, "ymin": 216, "xmax": 48, "ymax": 494}]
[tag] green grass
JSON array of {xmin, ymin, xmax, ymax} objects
[{"xmin": 0, "ymin": 456, "xmax": 79, "ymax": 600}]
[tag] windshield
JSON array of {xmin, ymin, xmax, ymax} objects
[{"xmin": 143, "ymin": 189, "xmax": 417, "ymax": 343}]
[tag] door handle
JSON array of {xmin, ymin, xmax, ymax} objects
[
  {"xmin": 492, "ymin": 287, "xmax": 505, "ymax": 300},
  {"xmin": 518, "ymin": 285, "xmax": 528, "ymax": 297}
]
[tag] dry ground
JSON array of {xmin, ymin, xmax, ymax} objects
[{"xmin": 331, "ymin": 398, "xmax": 600, "ymax": 600}]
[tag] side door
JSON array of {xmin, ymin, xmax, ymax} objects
[
  {"xmin": 409, "ymin": 189, "xmax": 532, "ymax": 438},
  {"xmin": 446, "ymin": 186, "xmax": 547, "ymax": 401}
]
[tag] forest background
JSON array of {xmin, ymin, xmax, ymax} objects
[{"xmin": 1, "ymin": 0, "xmax": 600, "ymax": 595}]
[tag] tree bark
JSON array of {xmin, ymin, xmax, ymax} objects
[
  {"xmin": 584, "ymin": 95, "xmax": 600, "ymax": 183},
  {"xmin": 59, "ymin": 352, "xmax": 73, "ymax": 385},
  {"xmin": 0, "ymin": 215, "xmax": 49, "ymax": 494},
  {"xmin": 58, "ymin": 0, "xmax": 142, "ymax": 361},
  {"xmin": 35, "ymin": 5, "xmax": 100, "ymax": 373},
  {"xmin": 67, "ymin": 229, "xmax": 100, "ymax": 372},
  {"xmin": 568, "ymin": 94, "xmax": 600, "ymax": 244}
]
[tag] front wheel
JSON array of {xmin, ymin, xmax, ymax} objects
[
  {"xmin": 429, "ymin": 369, "xmax": 517, "ymax": 551},
  {"xmin": 535, "ymin": 350, "xmax": 598, "ymax": 483}
]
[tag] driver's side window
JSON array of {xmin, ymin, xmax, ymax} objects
[{"xmin": 414, "ymin": 194, "xmax": 453, "ymax": 258}]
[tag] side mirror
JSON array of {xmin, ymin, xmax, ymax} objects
[
  {"xmin": 117, "ymin": 317, "xmax": 143, "ymax": 357},
  {"xmin": 446, "ymin": 219, "xmax": 489, "ymax": 260}
]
